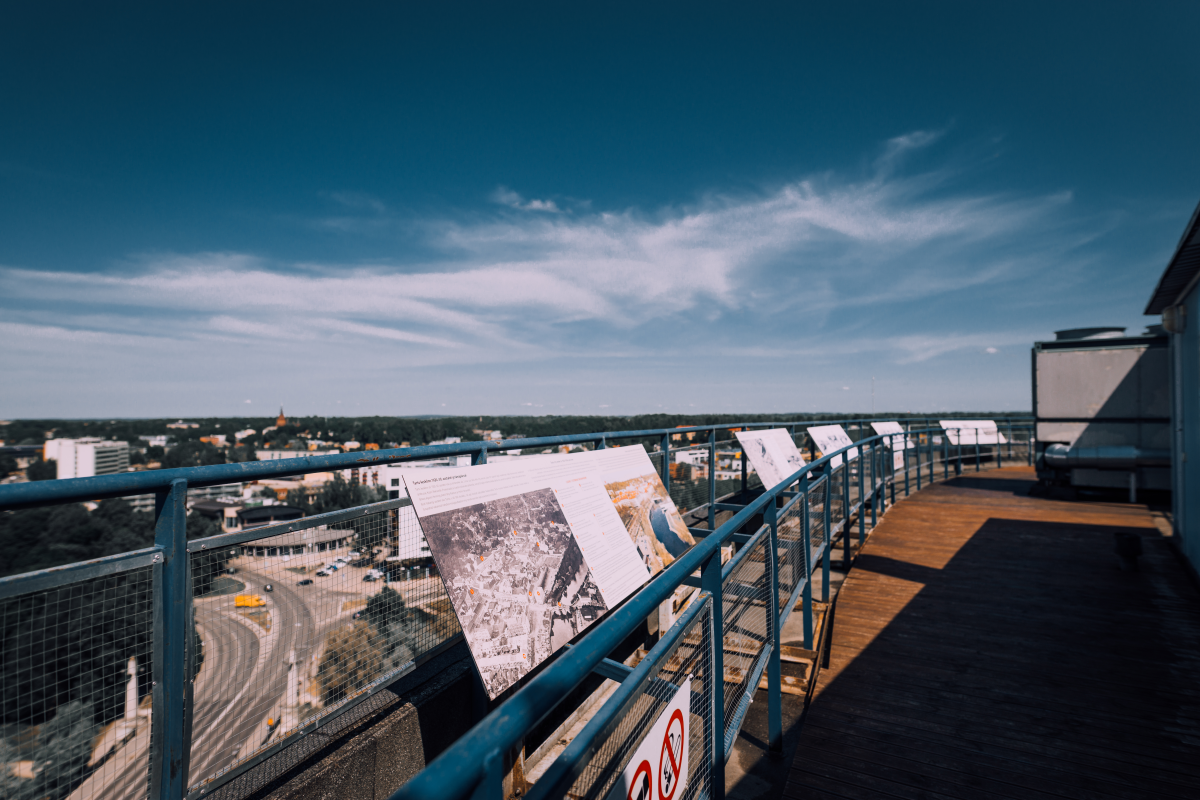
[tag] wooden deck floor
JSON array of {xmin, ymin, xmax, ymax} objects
[{"xmin": 784, "ymin": 467, "xmax": 1200, "ymax": 800}]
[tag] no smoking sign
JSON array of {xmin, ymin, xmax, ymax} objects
[{"xmin": 606, "ymin": 677, "xmax": 691, "ymax": 800}]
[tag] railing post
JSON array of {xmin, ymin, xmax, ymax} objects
[
  {"xmin": 1028, "ymin": 426, "xmax": 1033, "ymax": 466},
  {"xmin": 929, "ymin": 434, "xmax": 935, "ymax": 485},
  {"xmin": 764, "ymin": 499, "xmax": 783, "ymax": 756},
  {"xmin": 943, "ymin": 435, "xmax": 949, "ymax": 481},
  {"xmin": 473, "ymin": 443, "xmax": 488, "ymax": 465},
  {"xmin": 151, "ymin": 478, "xmax": 191, "ymax": 800},
  {"xmin": 841, "ymin": 463, "xmax": 851, "ymax": 565},
  {"xmin": 856, "ymin": 451, "xmax": 865, "ymax": 545},
  {"xmin": 957, "ymin": 436, "xmax": 963, "ymax": 476},
  {"xmin": 822, "ymin": 463, "xmax": 832, "ymax": 603},
  {"xmin": 700, "ymin": 546, "xmax": 725, "ymax": 800},
  {"xmin": 740, "ymin": 441, "xmax": 747, "ymax": 496},
  {"xmin": 996, "ymin": 426, "xmax": 1003, "ymax": 468},
  {"xmin": 869, "ymin": 443, "xmax": 878, "ymax": 527},
  {"xmin": 904, "ymin": 438, "xmax": 910, "ymax": 497},
  {"xmin": 660, "ymin": 433, "xmax": 671, "ymax": 495},
  {"xmin": 1007, "ymin": 419, "xmax": 1013, "ymax": 459},
  {"xmin": 800, "ymin": 476, "xmax": 814, "ymax": 649},
  {"xmin": 915, "ymin": 437, "xmax": 922, "ymax": 491},
  {"xmin": 975, "ymin": 428, "xmax": 981, "ymax": 472},
  {"xmin": 708, "ymin": 429, "xmax": 717, "ymax": 532}
]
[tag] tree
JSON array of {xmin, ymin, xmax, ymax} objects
[
  {"xmin": 0, "ymin": 453, "xmax": 17, "ymax": 477},
  {"xmin": 26, "ymin": 458, "xmax": 56, "ymax": 481},
  {"xmin": 0, "ymin": 700, "xmax": 97, "ymax": 800},
  {"xmin": 316, "ymin": 621, "xmax": 384, "ymax": 704},
  {"xmin": 162, "ymin": 441, "xmax": 225, "ymax": 469}
]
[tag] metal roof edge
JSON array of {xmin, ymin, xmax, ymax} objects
[{"xmin": 1145, "ymin": 197, "xmax": 1200, "ymax": 314}]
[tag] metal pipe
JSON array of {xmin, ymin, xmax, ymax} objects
[{"xmin": 1043, "ymin": 444, "xmax": 1170, "ymax": 469}]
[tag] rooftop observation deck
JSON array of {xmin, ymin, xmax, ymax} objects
[{"xmin": 783, "ymin": 466, "xmax": 1200, "ymax": 800}]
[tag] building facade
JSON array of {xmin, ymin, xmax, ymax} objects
[
  {"xmin": 45, "ymin": 437, "xmax": 131, "ymax": 479},
  {"xmin": 1145, "ymin": 199, "xmax": 1200, "ymax": 577}
]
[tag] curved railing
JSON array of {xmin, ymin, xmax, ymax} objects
[{"xmin": 0, "ymin": 418, "xmax": 1031, "ymax": 800}]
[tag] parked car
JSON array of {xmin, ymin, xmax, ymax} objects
[
  {"xmin": 296, "ymin": 579, "xmax": 314, "ymax": 586},
  {"xmin": 348, "ymin": 551, "xmax": 361, "ymax": 559},
  {"xmin": 362, "ymin": 574, "xmax": 376, "ymax": 582},
  {"xmin": 315, "ymin": 569, "xmax": 330, "ymax": 577},
  {"xmin": 225, "ymin": 567, "xmax": 238, "ymax": 575},
  {"xmin": 263, "ymin": 584, "xmax": 273, "ymax": 592}
]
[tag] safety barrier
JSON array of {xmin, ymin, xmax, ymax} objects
[{"xmin": 0, "ymin": 418, "xmax": 1032, "ymax": 800}]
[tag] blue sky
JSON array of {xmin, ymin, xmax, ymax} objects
[{"xmin": 2, "ymin": 2, "xmax": 1198, "ymax": 418}]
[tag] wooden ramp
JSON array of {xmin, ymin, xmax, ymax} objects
[{"xmin": 785, "ymin": 466, "xmax": 1200, "ymax": 800}]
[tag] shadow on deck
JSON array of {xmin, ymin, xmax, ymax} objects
[{"xmin": 784, "ymin": 466, "xmax": 1200, "ymax": 799}]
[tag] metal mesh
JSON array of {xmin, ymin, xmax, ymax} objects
[
  {"xmin": 566, "ymin": 596, "xmax": 713, "ymax": 800},
  {"xmin": 828, "ymin": 465, "xmax": 846, "ymax": 540},
  {"xmin": 719, "ymin": 532, "xmax": 770, "ymax": 732},
  {"xmin": 664, "ymin": 445, "xmax": 711, "ymax": 514},
  {"xmin": 776, "ymin": 499, "xmax": 807, "ymax": 618},
  {"xmin": 807, "ymin": 478, "xmax": 827, "ymax": 551},
  {"xmin": 1, "ymin": 567, "xmax": 154, "ymax": 800},
  {"xmin": 186, "ymin": 505, "xmax": 460, "ymax": 792}
]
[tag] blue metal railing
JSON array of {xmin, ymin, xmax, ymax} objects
[{"xmin": 0, "ymin": 417, "xmax": 1032, "ymax": 800}]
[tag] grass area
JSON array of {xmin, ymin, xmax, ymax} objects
[{"xmin": 341, "ymin": 598, "xmax": 368, "ymax": 612}]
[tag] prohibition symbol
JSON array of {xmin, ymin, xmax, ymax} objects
[
  {"xmin": 627, "ymin": 760, "xmax": 652, "ymax": 800},
  {"xmin": 658, "ymin": 709, "xmax": 685, "ymax": 800}
]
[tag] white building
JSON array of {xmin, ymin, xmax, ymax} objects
[
  {"xmin": 256, "ymin": 449, "xmax": 339, "ymax": 461},
  {"xmin": 45, "ymin": 438, "xmax": 131, "ymax": 480}
]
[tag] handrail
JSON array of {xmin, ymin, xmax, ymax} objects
[
  {"xmin": 0, "ymin": 419, "xmax": 1033, "ymax": 800},
  {"xmin": 0, "ymin": 416, "xmax": 1031, "ymax": 510},
  {"xmin": 388, "ymin": 428, "xmax": 955, "ymax": 800}
]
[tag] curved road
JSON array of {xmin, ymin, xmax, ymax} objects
[{"xmin": 90, "ymin": 563, "xmax": 404, "ymax": 800}]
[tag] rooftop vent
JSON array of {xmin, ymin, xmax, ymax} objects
[{"xmin": 1053, "ymin": 327, "xmax": 1126, "ymax": 341}]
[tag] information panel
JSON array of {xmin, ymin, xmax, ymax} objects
[
  {"xmin": 734, "ymin": 428, "xmax": 807, "ymax": 490},
  {"xmin": 871, "ymin": 421, "xmax": 913, "ymax": 470},
  {"xmin": 940, "ymin": 420, "xmax": 1007, "ymax": 445},
  {"xmin": 806, "ymin": 424, "xmax": 859, "ymax": 469},
  {"xmin": 404, "ymin": 460, "xmax": 651, "ymax": 698}
]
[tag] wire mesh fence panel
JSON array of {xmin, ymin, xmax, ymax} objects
[
  {"xmin": 566, "ymin": 596, "xmax": 713, "ymax": 800},
  {"xmin": 807, "ymin": 480, "xmax": 827, "ymax": 552},
  {"xmin": 829, "ymin": 465, "xmax": 845, "ymax": 537},
  {"xmin": 776, "ymin": 497, "xmax": 807, "ymax": 618},
  {"xmin": 1, "ymin": 566, "xmax": 155, "ymax": 800},
  {"xmin": 667, "ymin": 446, "xmax": 711, "ymax": 515},
  {"xmin": 719, "ymin": 532, "xmax": 770, "ymax": 734},
  {"xmin": 186, "ymin": 504, "xmax": 460, "ymax": 793}
]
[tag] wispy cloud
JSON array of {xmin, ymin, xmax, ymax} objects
[
  {"xmin": 0, "ymin": 131, "xmax": 1139, "ymax": 415},
  {"xmin": 491, "ymin": 186, "xmax": 563, "ymax": 213}
]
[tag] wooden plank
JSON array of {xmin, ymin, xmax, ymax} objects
[{"xmin": 784, "ymin": 466, "xmax": 1200, "ymax": 799}]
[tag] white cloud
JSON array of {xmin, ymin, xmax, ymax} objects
[
  {"xmin": 0, "ymin": 131, "xmax": 1130, "ymax": 416},
  {"xmin": 491, "ymin": 186, "xmax": 562, "ymax": 213}
]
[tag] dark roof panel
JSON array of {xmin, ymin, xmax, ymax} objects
[{"xmin": 1146, "ymin": 199, "xmax": 1200, "ymax": 314}]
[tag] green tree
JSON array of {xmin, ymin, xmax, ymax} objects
[
  {"xmin": 316, "ymin": 621, "xmax": 384, "ymax": 704},
  {"xmin": 26, "ymin": 458, "xmax": 56, "ymax": 481},
  {"xmin": 0, "ymin": 700, "xmax": 97, "ymax": 800},
  {"xmin": 162, "ymin": 441, "xmax": 225, "ymax": 469}
]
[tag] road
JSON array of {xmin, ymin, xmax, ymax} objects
[{"xmin": 87, "ymin": 561, "xmax": 439, "ymax": 800}]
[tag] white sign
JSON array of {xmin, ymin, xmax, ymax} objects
[
  {"xmin": 606, "ymin": 677, "xmax": 691, "ymax": 800},
  {"xmin": 806, "ymin": 425, "xmax": 859, "ymax": 469},
  {"xmin": 404, "ymin": 459, "xmax": 651, "ymax": 699},
  {"xmin": 871, "ymin": 421, "xmax": 913, "ymax": 470},
  {"xmin": 940, "ymin": 420, "xmax": 1007, "ymax": 445},
  {"xmin": 734, "ymin": 428, "xmax": 807, "ymax": 490}
]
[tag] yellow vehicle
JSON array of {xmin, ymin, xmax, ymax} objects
[{"xmin": 234, "ymin": 594, "xmax": 265, "ymax": 608}]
